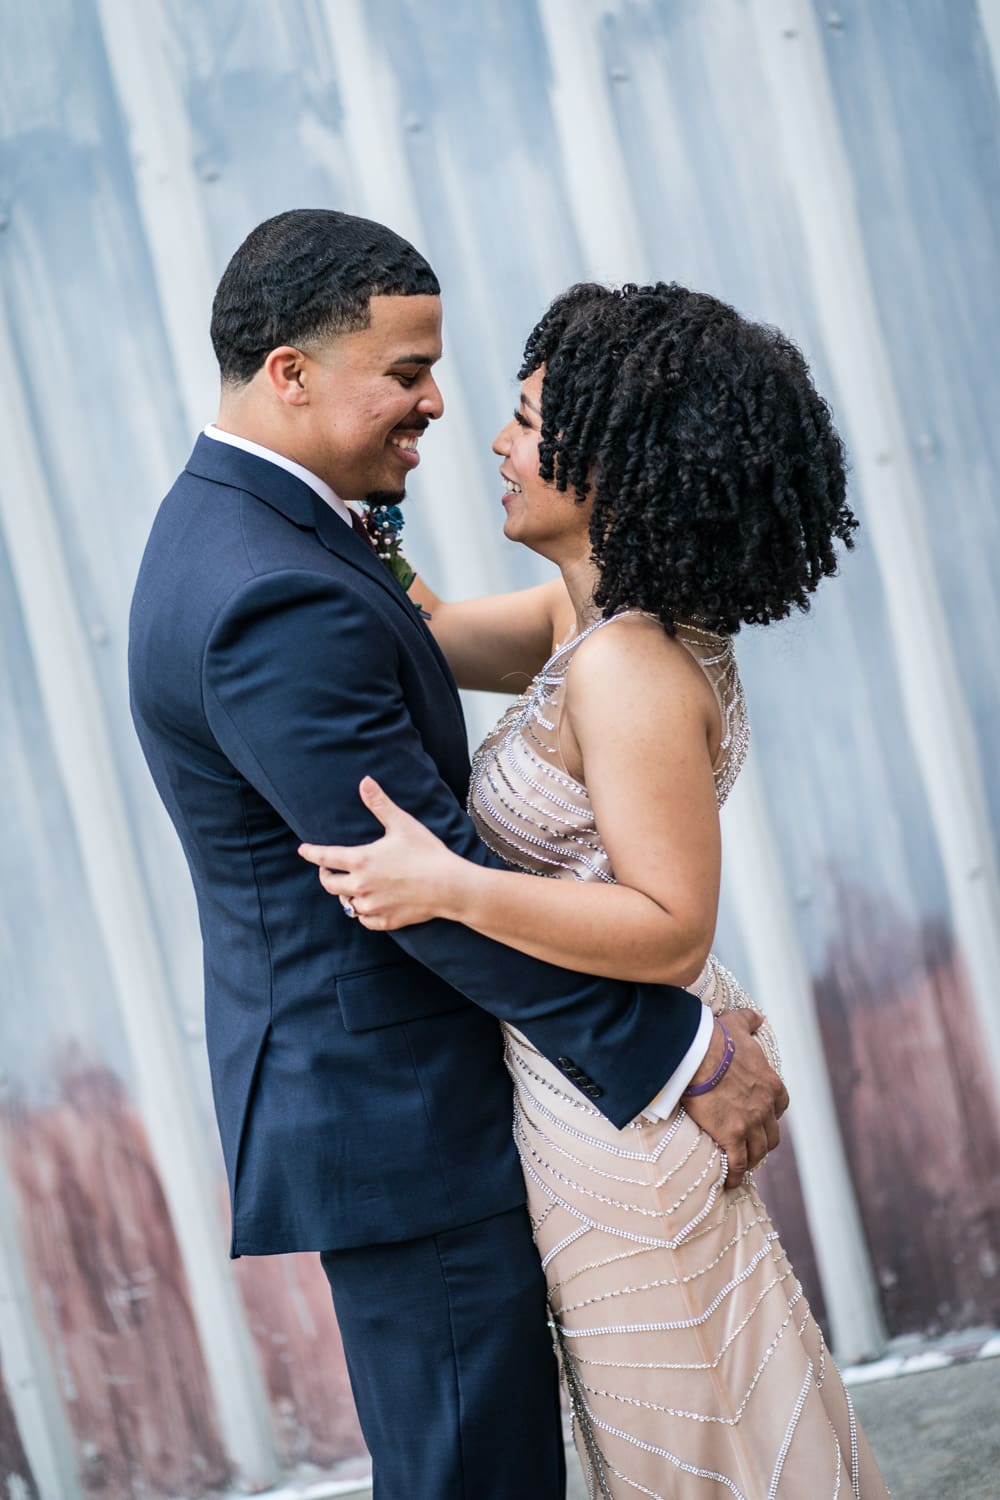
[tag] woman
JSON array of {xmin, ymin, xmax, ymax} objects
[{"xmin": 301, "ymin": 283, "xmax": 888, "ymax": 1497}]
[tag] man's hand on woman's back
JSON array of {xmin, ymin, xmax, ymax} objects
[{"xmin": 684, "ymin": 1009, "xmax": 789, "ymax": 1185}]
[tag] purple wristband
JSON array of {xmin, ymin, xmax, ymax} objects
[{"xmin": 683, "ymin": 1019, "xmax": 735, "ymax": 1098}]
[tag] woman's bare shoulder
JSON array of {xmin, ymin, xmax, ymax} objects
[
  {"xmin": 569, "ymin": 612, "xmax": 703, "ymax": 682},
  {"xmin": 564, "ymin": 613, "xmax": 718, "ymax": 736}
]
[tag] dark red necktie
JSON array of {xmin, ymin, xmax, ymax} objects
[{"xmin": 348, "ymin": 508, "xmax": 377, "ymax": 553}]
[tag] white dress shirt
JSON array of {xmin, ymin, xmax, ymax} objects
[
  {"xmin": 203, "ymin": 424, "xmax": 354, "ymax": 527},
  {"xmin": 202, "ymin": 422, "xmax": 712, "ymax": 1117},
  {"xmin": 643, "ymin": 1004, "xmax": 714, "ymax": 1120}
]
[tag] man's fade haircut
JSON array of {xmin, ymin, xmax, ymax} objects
[{"xmin": 210, "ymin": 208, "xmax": 441, "ymax": 386}]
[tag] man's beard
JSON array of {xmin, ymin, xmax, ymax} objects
[{"xmin": 364, "ymin": 488, "xmax": 407, "ymax": 506}]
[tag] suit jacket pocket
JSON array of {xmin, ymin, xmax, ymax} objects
[{"xmin": 335, "ymin": 957, "xmax": 471, "ymax": 1033}]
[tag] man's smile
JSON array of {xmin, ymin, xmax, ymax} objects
[{"xmin": 389, "ymin": 427, "xmax": 426, "ymax": 469}]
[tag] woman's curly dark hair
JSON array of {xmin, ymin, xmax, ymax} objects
[{"xmin": 519, "ymin": 282, "xmax": 856, "ymax": 634}]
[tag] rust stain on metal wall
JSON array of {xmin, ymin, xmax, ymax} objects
[
  {"xmin": 817, "ymin": 894, "xmax": 1000, "ymax": 1335},
  {"xmin": 743, "ymin": 888, "xmax": 1000, "ymax": 1345},
  {"xmin": 0, "ymin": 1357, "xmax": 39, "ymax": 1500},
  {"xmin": 233, "ymin": 1249, "xmax": 365, "ymax": 1465},
  {"xmin": 2, "ymin": 1058, "xmax": 231, "ymax": 1498}
]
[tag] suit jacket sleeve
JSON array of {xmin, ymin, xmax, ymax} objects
[{"xmin": 203, "ymin": 568, "xmax": 704, "ymax": 1127}]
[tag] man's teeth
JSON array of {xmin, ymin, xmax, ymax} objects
[
  {"xmin": 504, "ymin": 478, "xmax": 522, "ymax": 494},
  {"xmin": 391, "ymin": 436, "xmax": 419, "ymax": 451}
]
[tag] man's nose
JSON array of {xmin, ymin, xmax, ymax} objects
[{"xmin": 417, "ymin": 374, "xmax": 444, "ymax": 420}]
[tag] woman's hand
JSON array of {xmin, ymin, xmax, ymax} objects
[{"xmin": 298, "ymin": 776, "xmax": 467, "ymax": 930}]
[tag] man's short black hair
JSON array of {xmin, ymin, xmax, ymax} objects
[{"xmin": 210, "ymin": 208, "xmax": 440, "ymax": 386}]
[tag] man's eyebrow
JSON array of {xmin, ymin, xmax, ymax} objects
[
  {"xmin": 520, "ymin": 392, "xmax": 542, "ymax": 416},
  {"xmin": 387, "ymin": 352, "xmax": 439, "ymax": 367}
]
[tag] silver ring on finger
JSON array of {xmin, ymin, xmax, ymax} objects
[{"xmin": 341, "ymin": 899, "xmax": 357, "ymax": 919}]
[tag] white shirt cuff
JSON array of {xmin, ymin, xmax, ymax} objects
[{"xmin": 640, "ymin": 1005, "xmax": 715, "ymax": 1121}]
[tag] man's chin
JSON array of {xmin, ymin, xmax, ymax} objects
[{"xmin": 364, "ymin": 489, "xmax": 407, "ymax": 507}]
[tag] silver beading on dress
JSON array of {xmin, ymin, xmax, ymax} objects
[
  {"xmin": 467, "ymin": 613, "xmax": 888, "ymax": 1499},
  {"xmin": 673, "ymin": 619, "xmax": 750, "ymax": 807},
  {"xmin": 694, "ymin": 953, "xmax": 783, "ymax": 1079}
]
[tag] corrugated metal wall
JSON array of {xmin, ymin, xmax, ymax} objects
[{"xmin": 2, "ymin": 2, "xmax": 999, "ymax": 1495}]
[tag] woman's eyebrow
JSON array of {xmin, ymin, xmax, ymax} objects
[{"xmin": 520, "ymin": 393, "xmax": 542, "ymax": 416}]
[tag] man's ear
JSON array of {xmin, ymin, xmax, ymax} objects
[{"xmin": 263, "ymin": 346, "xmax": 308, "ymax": 405}]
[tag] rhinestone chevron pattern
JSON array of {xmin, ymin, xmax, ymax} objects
[{"xmin": 468, "ymin": 615, "xmax": 888, "ymax": 1497}]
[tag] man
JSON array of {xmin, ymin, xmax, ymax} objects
[{"xmin": 129, "ymin": 209, "xmax": 786, "ymax": 1498}]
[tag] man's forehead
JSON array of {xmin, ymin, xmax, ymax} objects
[{"xmin": 365, "ymin": 292, "xmax": 442, "ymax": 354}]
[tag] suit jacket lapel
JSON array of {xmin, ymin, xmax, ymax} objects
[
  {"xmin": 308, "ymin": 496, "xmax": 464, "ymax": 710},
  {"xmin": 186, "ymin": 434, "xmax": 464, "ymax": 711}
]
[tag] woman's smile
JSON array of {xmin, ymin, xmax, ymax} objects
[{"xmin": 500, "ymin": 470, "xmax": 522, "ymax": 506}]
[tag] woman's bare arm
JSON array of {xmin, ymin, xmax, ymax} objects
[
  {"xmin": 408, "ymin": 572, "xmax": 574, "ymax": 692},
  {"xmin": 301, "ymin": 617, "xmax": 722, "ymax": 986},
  {"xmin": 432, "ymin": 617, "xmax": 721, "ymax": 981}
]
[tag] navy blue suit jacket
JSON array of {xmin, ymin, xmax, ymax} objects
[{"xmin": 128, "ymin": 436, "xmax": 703, "ymax": 1255}]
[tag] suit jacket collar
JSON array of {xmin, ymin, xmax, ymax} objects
[
  {"xmin": 186, "ymin": 431, "xmax": 407, "ymax": 599},
  {"xmin": 188, "ymin": 430, "xmax": 334, "ymax": 530},
  {"xmin": 184, "ymin": 434, "xmax": 463, "ymax": 707}
]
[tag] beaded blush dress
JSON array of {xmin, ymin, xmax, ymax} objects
[{"xmin": 468, "ymin": 614, "xmax": 888, "ymax": 1500}]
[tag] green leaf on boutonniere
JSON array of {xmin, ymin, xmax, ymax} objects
[{"xmin": 388, "ymin": 553, "xmax": 416, "ymax": 591}]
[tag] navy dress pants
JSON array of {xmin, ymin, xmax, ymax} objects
[{"xmin": 321, "ymin": 1205, "xmax": 566, "ymax": 1499}]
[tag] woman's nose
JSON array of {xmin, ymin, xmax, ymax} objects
[{"xmin": 492, "ymin": 422, "xmax": 513, "ymax": 456}]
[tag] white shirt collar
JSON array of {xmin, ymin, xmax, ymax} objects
[{"xmin": 202, "ymin": 424, "xmax": 353, "ymax": 528}]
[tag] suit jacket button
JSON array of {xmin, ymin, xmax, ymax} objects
[
  {"xmin": 586, "ymin": 1084, "xmax": 604, "ymax": 1098},
  {"xmin": 557, "ymin": 1057, "xmax": 574, "ymax": 1071}
]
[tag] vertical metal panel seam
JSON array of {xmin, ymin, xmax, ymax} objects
[
  {"xmin": 976, "ymin": 0, "xmax": 1000, "ymax": 92},
  {"xmin": 317, "ymin": 0, "xmax": 507, "ymax": 600},
  {"xmin": 92, "ymin": 0, "xmax": 219, "ymax": 431},
  {"xmin": 723, "ymin": 756, "xmax": 887, "ymax": 1361},
  {"xmin": 0, "ymin": 298, "xmax": 279, "ymax": 1491},
  {"xmin": 0, "ymin": 1147, "xmax": 82, "ymax": 1500},
  {"xmin": 753, "ymin": 0, "xmax": 1000, "ymax": 1098},
  {"xmin": 535, "ymin": 0, "xmax": 650, "ymax": 281}
]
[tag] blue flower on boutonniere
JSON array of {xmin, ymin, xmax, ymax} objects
[
  {"xmin": 360, "ymin": 503, "xmax": 412, "ymax": 587},
  {"xmin": 360, "ymin": 502, "xmax": 430, "ymax": 617}
]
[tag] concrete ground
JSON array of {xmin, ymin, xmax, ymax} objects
[
  {"xmin": 562, "ymin": 1356, "xmax": 1000, "ymax": 1500},
  {"xmin": 844, "ymin": 1359, "xmax": 999, "ymax": 1500},
  {"xmin": 271, "ymin": 1351, "xmax": 1000, "ymax": 1500}
]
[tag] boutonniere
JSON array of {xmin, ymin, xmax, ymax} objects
[
  {"xmin": 360, "ymin": 503, "xmax": 431, "ymax": 618},
  {"xmin": 360, "ymin": 502, "xmax": 414, "ymax": 588}
]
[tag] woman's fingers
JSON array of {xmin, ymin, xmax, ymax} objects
[
  {"xmin": 357, "ymin": 776, "xmax": 406, "ymax": 828},
  {"xmin": 319, "ymin": 869, "xmax": 354, "ymax": 897},
  {"xmin": 298, "ymin": 842, "xmax": 356, "ymax": 869}
]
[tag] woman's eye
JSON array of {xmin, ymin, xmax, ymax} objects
[{"xmin": 513, "ymin": 409, "xmax": 531, "ymax": 428}]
